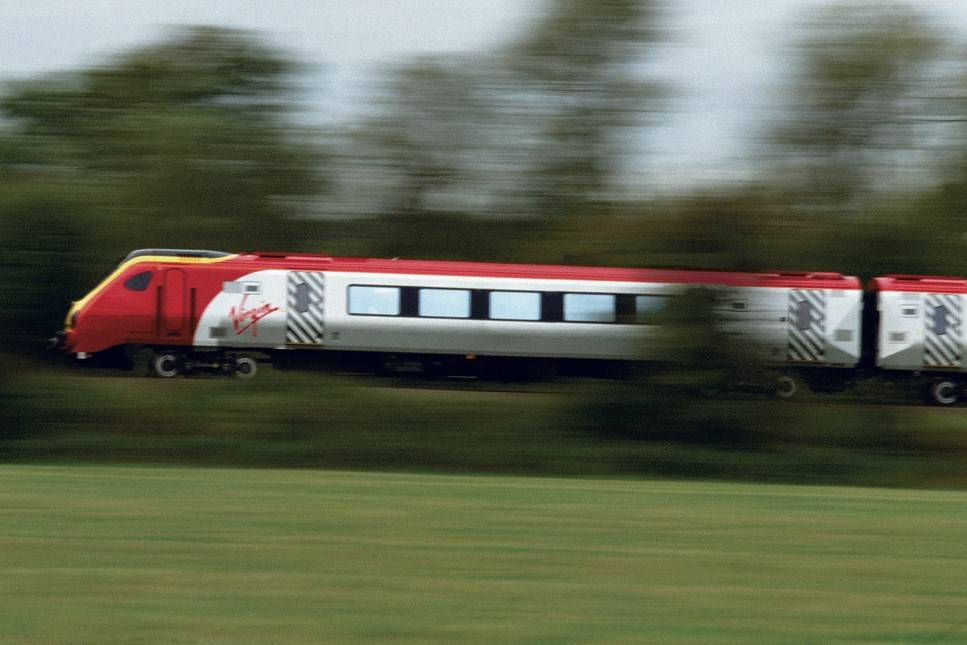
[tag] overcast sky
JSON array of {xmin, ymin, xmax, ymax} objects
[{"xmin": 1, "ymin": 0, "xmax": 965, "ymax": 187}]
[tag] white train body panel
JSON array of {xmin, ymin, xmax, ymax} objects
[
  {"xmin": 716, "ymin": 286, "xmax": 861, "ymax": 367},
  {"xmin": 195, "ymin": 270, "xmax": 858, "ymax": 366},
  {"xmin": 322, "ymin": 271, "xmax": 659, "ymax": 360},
  {"xmin": 877, "ymin": 285, "xmax": 966, "ymax": 372},
  {"xmin": 824, "ymin": 287, "xmax": 864, "ymax": 366},
  {"xmin": 194, "ymin": 269, "xmax": 289, "ymax": 349},
  {"xmin": 190, "ymin": 264, "xmax": 862, "ymax": 368}
]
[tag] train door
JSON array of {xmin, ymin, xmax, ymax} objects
[
  {"xmin": 160, "ymin": 268, "xmax": 187, "ymax": 339},
  {"xmin": 787, "ymin": 289, "xmax": 826, "ymax": 363},
  {"xmin": 924, "ymin": 294, "xmax": 962, "ymax": 368},
  {"xmin": 286, "ymin": 271, "xmax": 325, "ymax": 345}
]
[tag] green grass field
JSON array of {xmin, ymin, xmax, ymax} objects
[{"xmin": 3, "ymin": 466, "xmax": 967, "ymax": 643}]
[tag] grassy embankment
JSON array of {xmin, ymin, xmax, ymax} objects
[
  {"xmin": 3, "ymin": 465, "xmax": 967, "ymax": 643},
  {"xmin": 4, "ymin": 356, "xmax": 967, "ymax": 488}
]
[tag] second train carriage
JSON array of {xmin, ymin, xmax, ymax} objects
[{"xmin": 55, "ymin": 249, "xmax": 864, "ymax": 386}]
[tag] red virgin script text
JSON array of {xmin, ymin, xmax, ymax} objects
[{"xmin": 230, "ymin": 295, "xmax": 279, "ymax": 337}]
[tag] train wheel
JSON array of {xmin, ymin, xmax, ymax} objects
[
  {"xmin": 929, "ymin": 379, "xmax": 960, "ymax": 406},
  {"xmin": 234, "ymin": 356, "xmax": 258, "ymax": 379},
  {"xmin": 152, "ymin": 353, "xmax": 182, "ymax": 378},
  {"xmin": 774, "ymin": 374, "xmax": 799, "ymax": 400}
]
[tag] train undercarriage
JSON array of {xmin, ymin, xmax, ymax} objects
[{"xmin": 58, "ymin": 343, "xmax": 967, "ymax": 406}]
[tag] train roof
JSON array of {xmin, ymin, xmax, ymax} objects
[
  {"xmin": 872, "ymin": 275, "xmax": 967, "ymax": 294},
  {"xmin": 213, "ymin": 251, "xmax": 861, "ymax": 289}
]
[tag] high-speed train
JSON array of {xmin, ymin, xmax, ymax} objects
[{"xmin": 50, "ymin": 249, "xmax": 967, "ymax": 404}]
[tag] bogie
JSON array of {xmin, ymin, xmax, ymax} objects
[{"xmin": 149, "ymin": 351, "xmax": 259, "ymax": 378}]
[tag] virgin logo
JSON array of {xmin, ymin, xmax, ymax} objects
[{"xmin": 230, "ymin": 295, "xmax": 279, "ymax": 337}]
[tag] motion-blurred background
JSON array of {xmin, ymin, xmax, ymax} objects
[{"xmin": 2, "ymin": 0, "xmax": 967, "ymax": 486}]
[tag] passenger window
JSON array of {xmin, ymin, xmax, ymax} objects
[
  {"xmin": 419, "ymin": 289, "xmax": 470, "ymax": 318},
  {"xmin": 564, "ymin": 293, "xmax": 615, "ymax": 322},
  {"xmin": 348, "ymin": 286, "xmax": 400, "ymax": 316},
  {"xmin": 123, "ymin": 271, "xmax": 152, "ymax": 292},
  {"xmin": 635, "ymin": 295, "xmax": 668, "ymax": 322},
  {"xmin": 489, "ymin": 291, "xmax": 541, "ymax": 321}
]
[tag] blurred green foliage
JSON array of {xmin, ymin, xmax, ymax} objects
[
  {"xmin": 2, "ymin": 361, "xmax": 967, "ymax": 488},
  {"xmin": 0, "ymin": 189, "xmax": 88, "ymax": 345},
  {"xmin": 578, "ymin": 287, "xmax": 770, "ymax": 449},
  {"xmin": 0, "ymin": 27, "xmax": 323, "ymax": 283}
]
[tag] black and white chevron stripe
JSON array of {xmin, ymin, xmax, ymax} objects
[
  {"xmin": 924, "ymin": 294, "xmax": 962, "ymax": 367},
  {"xmin": 286, "ymin": 271, "xmax": 325, "ymax": 345},
  {"xmin": 787, "ymin": 289, "xmax": 826, "ymax": 363}
]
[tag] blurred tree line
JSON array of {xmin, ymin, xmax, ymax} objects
[{"xmin": 2, "ymin": 0, "xmax": 967, "ymax": 351}]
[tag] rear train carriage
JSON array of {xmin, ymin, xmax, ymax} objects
[{"xmin": 873, "ymin": 275, "xmax": 967, "ymax": 404}]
